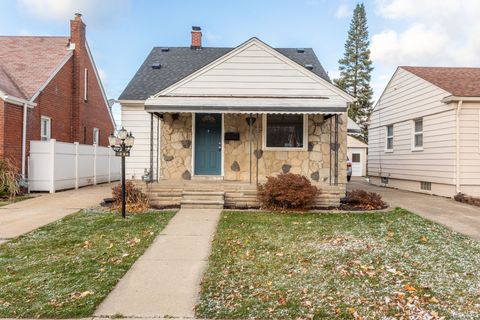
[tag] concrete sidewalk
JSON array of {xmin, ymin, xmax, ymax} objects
[
  {"xmin": 0, "ymin": 183, "xmax": 114, "ymax": 244},
  {"xmin": 94, "ymin": 208, "xmax": 221, "ymax": 318},
  {"xmin": 348, "ymin": 177, "xmax": 480, "ymax": 240}
]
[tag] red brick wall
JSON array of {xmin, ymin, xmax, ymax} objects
[{"xmin": 0, "ymin": 101, "xmax": 26, "ymax": 171}]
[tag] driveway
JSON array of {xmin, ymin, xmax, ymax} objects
[
  {"xmin": 0, "ymin": 183, "xmax": 115, "ymax": 244},
  {"xmin": 348, "ymin": 177, "xmax": 480, "ymax": 240}
]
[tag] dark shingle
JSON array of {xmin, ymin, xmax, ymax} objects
[{"xmin": 119, "ymin": 46, "xmax": 331, "ymax": 100}]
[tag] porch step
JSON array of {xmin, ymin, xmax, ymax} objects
[{"xmin": 180, "ymin": 191, "xmax": 225, "ymax": 209}]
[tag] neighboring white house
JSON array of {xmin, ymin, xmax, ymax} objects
[
  {"xmin": 368, "ymin": 66, "xmax": 480, "ymax": 197},
  {"xmin": 347, "ymin": 118, "xmax": 367, "ymax": 177}
]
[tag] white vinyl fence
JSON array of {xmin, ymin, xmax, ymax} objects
[{"xmin": 28, "ymin": 139, "xmax": 121, "ymax": 193}]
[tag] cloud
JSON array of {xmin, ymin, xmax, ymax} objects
[
  {"xmin": 371, "ymin": 0, "xmax": 480, "ymax": 67},
  {"xmin": 335, "ymin": 4, "xmax": 350, "ymax": 19},
  {"xmin": 16, "ymin": 0, "xmax": 129, "ymax": 24}
]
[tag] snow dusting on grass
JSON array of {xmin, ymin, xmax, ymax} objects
[{"xmin": 196, "ymin": 209, "xmax": 480, "ymax": 319}]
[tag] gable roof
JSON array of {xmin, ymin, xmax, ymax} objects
[
  {"xmin": 0, "ymin": 36, "xmax": 72, "ymax": 100},
  {"xmin": 119, "ymin": 45, "xmax": 331, "ymax": 101},
  {"xmin": 401, "ymin": 66, "xmax": 480, "ymax": 97}
]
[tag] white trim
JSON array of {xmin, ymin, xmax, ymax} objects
[
  {"xmin": 118, "ymin": 100, "xmax": 146, "ymax": 105},
  {"xmin": 21, "ymin": 103, "xmax": 28, "ymax": 178},
  {"xmin": 30, "ymin": 51, "xmax": 73, "ymax": 102},
  {"xmin": 84, "ymin": 68, "xmax": 88, "ymax": 101},
  {"xmin": 385, "ymin": 124, "xmax": 393, "ymax": 152},
  {"xmin": 262, "ymin": 114, "xmax": 308, "ymax": 151},
  {"xmin": 93, "ymin": 127, "xmax": 99, "ymax": 145},
  {"xmin": 192, "ymin": 112, "xmax": 224, "ymax": 177},
  {"xmin": 411, "ymin": 118, "xmax": 423, "ymax": 151},
  {"xmin": 153, "ymin": 37, "xmax": 355, "ymax": 103},
  {"xmin": 0, "ymin": 90, "xmax": 36, "ymax": 107},
  {"xmin": 441, "ymin": 95, "xmax": 480, "ymax": 103},
  {"xmin": 85, "ymin": 41, "xmax": 116, "ymax": 128}
]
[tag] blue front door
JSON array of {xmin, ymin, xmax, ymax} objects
[{"xmin": 194, "ymin": 113, "xmax": 222, "ymax": 175}]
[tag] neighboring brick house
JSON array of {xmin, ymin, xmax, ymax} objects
[{"xmin": 0, "ymin": 14, "xmax": 115, "ymax": 177}]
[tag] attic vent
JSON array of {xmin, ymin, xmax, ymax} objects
[
  {"xmin": 297, "ymin": 48, "xmax": 305, "ymax": 53},
  {"xmin": 151, "ymin": 62, "xmax": 161, "ymax": 69},
  {"xmin": 161, "ymin": 47, "xmax": 170, "ymax": 52},
  {"xmin": 304, "ymin": 64, "xmax": 313, "ymax": 70}
]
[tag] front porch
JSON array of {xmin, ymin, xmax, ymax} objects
[{"xmin": 142, "ymin": 179, "xmax": 345, "ymax": 209}]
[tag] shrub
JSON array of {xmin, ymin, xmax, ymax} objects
[
  {"xmin": 0, "ymin": 159, "xmax": 21, "ymax": 199},
  {"xmin": 343, "ymin": 189, "xmax": 387, "ymax": 210},
  {"xmin": 454, "ymin": 193, "xmax": 480, "ymax": 207},
  {"xmin": 111, "ymin": 181, "xmax": 149, "ymax": 213},
  {"xmin": 257, "ymin": 173, "xmax": 319, "ymax": 211}
]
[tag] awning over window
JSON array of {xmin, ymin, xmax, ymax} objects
[{"xmin": 144, "ymin": 96, "xmax": 348, "ymax": 114}]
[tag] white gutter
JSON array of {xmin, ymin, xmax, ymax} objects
[
  {"xmin": 455, "ymin": 100, "xmax": 463, "ymax": 193},
  {"xmin": 442, "ymin": 96, "xmax": 480, "ymax": 103},
  {"xmin": 21, "ymin": 103, "xmax": 28, "ymax": 178}
]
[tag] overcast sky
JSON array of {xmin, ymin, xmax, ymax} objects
[{"xmin": 1, "ymin": 0, "xmax": 479, "ymax": 124}]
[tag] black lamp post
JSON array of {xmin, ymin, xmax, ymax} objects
[{"xmin": 109, "ymin": 127, "xmax": 135, "ymax": 219}]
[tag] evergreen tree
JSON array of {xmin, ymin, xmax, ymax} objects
[{"xmin": 334, "ymin": 3, "xmax": 373, "ymax": 140}]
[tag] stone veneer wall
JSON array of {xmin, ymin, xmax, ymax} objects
[
  {"xmin": 224, "ymin": 114, "xmax": 347, "ymax": 184},
  {"xmin": 160, "ymin": 113, "xmax": 192, "ymax": 180},
  {"xmin": 159, "ymin": 112, "xmax": 347, "ymax": 184}
]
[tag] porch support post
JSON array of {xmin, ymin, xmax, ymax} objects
[
  {"xmin": 329, "ymin": 116, "xmax": 332, "ymax": 186},
  {"xmin": 150, "ymin": 112, "xmax": 154, "ymax": 182},
  {"xmin": 334, "ymin": 114, "xmax": 339, "ymax": 186},
  {"xmin": 249, "ymin": 113, "xmax": 253, "ymax": 184},
  {"xmin": 256, "ymin": 113, "xmax": 259, "ymax": 185},
  {"xmin": 156, "ymin": 115, "xmax": 160, "ymax": 182}
]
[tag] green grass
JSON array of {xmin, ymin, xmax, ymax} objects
[
  {"xmin": 0, "ymin": 210, "xmax": 175, "ymax": 318},
  {"xmin": 197, "ymin": 209, "xmax": 480, "ymax": 319},
  {"xmin": 0, "ymin": 195, "xmax": 33, "ymax": 207}
]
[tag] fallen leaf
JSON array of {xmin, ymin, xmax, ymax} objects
[{"xmin": 404, "ymin": 284, "xmax": 417, "ymax": 292}]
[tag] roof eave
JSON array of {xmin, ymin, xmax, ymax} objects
[
  {"xmin": 0, "ymin": 90, "xmax": 36, "ymax": 107},
  {"xmin": 441, "ymin": 95, "xmax": 480, "ymax": 103}
]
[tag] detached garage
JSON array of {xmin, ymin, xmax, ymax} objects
[{"xmin": 347, "ymin": 135, "xmax": 367, "ymax": 177}]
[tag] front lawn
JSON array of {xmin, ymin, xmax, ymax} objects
[
  {"xmin": 0, "ymin": 210, "xmax": 175, "ymax": 318},
  {"xmin": 197, "ymin": 209, "xmax": 480, "ymax": 319}
]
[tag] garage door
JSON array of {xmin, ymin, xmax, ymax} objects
[{"xmin": 351, "ymin": 153, "xmax": 362, "ymax": 176}]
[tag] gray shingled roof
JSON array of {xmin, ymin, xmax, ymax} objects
[{"xmin": 119, "ymin": 45, "xmax": 331, "ymax": 100}]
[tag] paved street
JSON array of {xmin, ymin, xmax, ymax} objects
[
  {"xmin": 348, "ymin": 177, "xmax": 480, "ymax": 240},
  {"xmin": 0, "ymin": 183, "xmax": 114, "ymax": 244}
]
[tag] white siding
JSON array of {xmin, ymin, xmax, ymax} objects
[
  {"xmin": 459, "ymin": 103, "xmax": 480, "ymax": 195},
  {"xmin": 165, "ymin": 43, "xmax": 346, "ymax": 104},
  {"xmin": 368, "ymin": 68, "xmax": 456, "ymax": 188},
  {"xmin": 121, "ymin": 105, "xmax": 160, "ymax": 180}
]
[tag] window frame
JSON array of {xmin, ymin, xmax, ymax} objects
[
  {"xmin": 93, "ymin": 127, "xmax": 99, "ymax": 145},
  {"xmin": 84, "ymin": 68, "xmax": 88, "ymax": 102},
  {"xmin": 40, "ymin": 116, "xmax": 51, "ymax": 141},
  {"xmin": 262, "ymin": 114, "xmax": 308, "ymax": 151},
  {"xmin": 412, "ymin": 118, "xmax": 423, "ymax": 151},
  {"xmin": 385, "ymin": 125, "xmax": 394, "ymax": 152}
]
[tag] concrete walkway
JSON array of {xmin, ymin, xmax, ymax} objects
[
  {"xmin": 94, "ymin": 208, "xmax": 221, "ymax": 318},
  {"xmin": 348, "ymin": 177, "xmax": 480, "ymax": 240},
  {"xmin": 0, "ymin": 183, "xmax": 114, "ymax": 244}
]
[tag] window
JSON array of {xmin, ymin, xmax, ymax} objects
[
  {"xmin": 385, "ymin": 125, "xmax": 393, "ymax": 151},
  {"xmin": 84, "ymin": 68, "xmax": 88, "ymax": 101},
  {"xmin": 93, "ymin": 128, "xmax": 99, "ymax": 145},
  {"xmin": 264, "ymin": 114, "xmax": 306, "ymax": 149},
  {"xmin": 40, "ymin": 116, "xmax": 51, "ymax": 141},
  {"xmin": 352, "ymin": 153, "xmax": 360, "ymax": 162},
  {"xmin": 413, "ymin": 118, "xmax": 423, "ymax": 150}
]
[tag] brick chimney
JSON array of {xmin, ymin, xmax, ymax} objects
[
  {"xmin": 191, "ymin": 26, "xmax": 202, "ymax": 49},
  {"xmin": 70, "ymin": 13, "xmax": 86, "ymax": 143}
]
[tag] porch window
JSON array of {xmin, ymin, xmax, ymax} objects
[
  {"xmin": 264, "ymin": 114, "xmax": 306, "ymax": 150},
  {"xmin": 385, "ymin": 125, "xmax": 393, "ymax": 151},
  {"xmin": 412, "ymin": 118, "xmax": 423, "ymax": 150},
  {"xmin": 41, "ymin": 116, "xmax": 51, "ymax": 141}
]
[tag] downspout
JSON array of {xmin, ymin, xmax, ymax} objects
[
  {"xmin": 21, "ymin": 102, "xmax": 28, "ymax": 178},
  {"xmin": 455, "ymin": 100, "xmax": 463, "ymax": 194}
]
